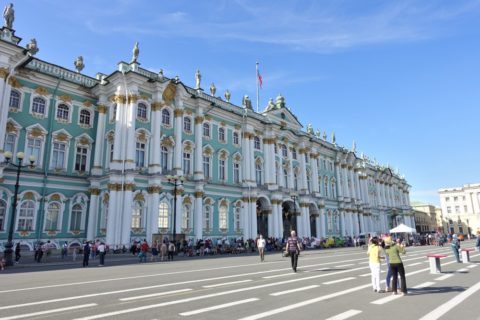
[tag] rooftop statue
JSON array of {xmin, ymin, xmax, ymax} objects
[
  {"xmin": 323, "ymin": 131, "xmax": 327, "ymax": 141},
  {"xmin": 242, "ymin": 95, "xmax": 252, "ymax": 110},
  {"xmin": 315, "ymin": 129, "xmax": 321, "ymax": 138},
  {"xmin": 209, "ymin": 83, "xmax": 216, "ymax": 96},
  {"xmin": 195, "ymin": 69, "xmax": 201, "ymax": 89},
  {"xmin": 26, "ymin": 38, "xmax": 38, "ymax": 55},
  {"xmin": 332, "ymin": 132, "xmax": 336, "ymax": 144},
  {"xmin": 307, "ymin": 124, "xmax": 314, "ymax": 134},
  {"xmin": 224, "ymin": 89, "xmax": 231, "ymax": 102},
  {"xmin": 74, "ymin": 56, "xmax": 84, "ymax": 73},
  {"xmin": 131, "ymin": 42, "xmax": 139, "ymax": 63},
  {"xmin": 3, "ymin": 3, "xmax": 14, "ymax": 29},
  {"xmin": 158, "ymin": 69, "xmax": 164, "ymax": 80}
]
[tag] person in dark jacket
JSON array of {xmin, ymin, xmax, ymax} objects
[
  {"xmin": 14, "ymin": 243, "xmax": 21, "ymax": 264},
  {"xmin": 83, "ymin": 241, "xmax": 91, "ymax": 267}
]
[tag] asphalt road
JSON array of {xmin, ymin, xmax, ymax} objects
[{"xmin": 0, "ymin": 241, "xmax": 479, "ymax": 320}]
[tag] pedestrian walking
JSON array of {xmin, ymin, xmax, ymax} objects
[
  {"xmin": 285, "ymin": 230, "xmax": 302, "ymax": 272},
  {"xmin": 139, "ymin": 239, "xmax": 149, "ymax": 263},
  {"xmin": 257, "ymin": 234, "xmax": 266, "ymax": 262},
  {"xmin": 97, "ymin": 242, "xmax": 106, "ymax": 266},
  {"xmin": 160, "ymin": 240, "xmax": 167, "ymax": 261},
  {"xmin": 61, "ymin": 241, "xmax": 68, "ymax": 259},
  {"xmin": 72, "ymin": 247, "xmax": 77, "ymax": 261},
  {"xmin": 83, "ymin": 241, "xmax": 91, "ymax": 267},
  {"xmin": 476, "ymin": 231, "xmax": 480, "ymax": 252},
  {"xmin": 451, "ymin": 234, "xmax": 461, "ymax": 262},
  {"xmin": 168, "ymin": 241, "xmax": 176, "ymax": 261},
  {"xmin": 14, "ymin": 243, "xmax": 21, "ymax": 264},
  {"xmin": 367, "ymin": 237, "xmax": 384, "ymax": 293},
  {"xmin": 151, "ymin": 240, "xmax": 159, "ymax": 262},
  {"xmin": 384, "ymin": 237, "xmax": 407, "ymax": 296}
]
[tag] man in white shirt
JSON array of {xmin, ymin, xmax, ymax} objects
[
  {"xmin": 257, "ymin": 234, "xmax": 266, "ymax": 262},
  {"xmin": 97, "ymin": 242, "xmax": 106, "ymax": 266}
]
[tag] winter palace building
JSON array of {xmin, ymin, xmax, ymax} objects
[{"xmin": 0, "ymin": 17, "xmax": 413, "ymax": 251}]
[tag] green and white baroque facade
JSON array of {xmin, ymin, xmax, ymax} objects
[{"xmin": 0, "ymin": 23, "xmax": 413, "ymax": 251}]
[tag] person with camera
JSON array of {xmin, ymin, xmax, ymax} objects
[{"xmin": 384, "ymin": 237, "xmax": 407, "ymax": 296}]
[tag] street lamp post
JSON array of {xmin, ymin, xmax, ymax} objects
[
  {"xmin": 166, "ymin": 175, "xmax": 184, "ymax": 243},
  {"xmin": 2, "ymin": 151, "xmax": 35, "ymax": 266}
]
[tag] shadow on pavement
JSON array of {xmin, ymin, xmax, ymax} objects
[{"xmin": 408, "ymin": 286, "xmax": 466, "ymax": 296}]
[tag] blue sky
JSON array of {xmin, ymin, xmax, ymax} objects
[{"xmin": 11, "ymin": 0, "xmax": 480, "ymax": 205}]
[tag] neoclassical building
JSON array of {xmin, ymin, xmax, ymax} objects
[{"xmin": 0, "ymin": 19, "xmax": 413, "ymax": 250}]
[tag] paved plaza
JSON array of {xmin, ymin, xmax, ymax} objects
[{"xmin": 1, "ymin": 241, "xmax": 479, "ymax": 320}]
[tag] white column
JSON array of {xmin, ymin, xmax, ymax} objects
[
  {"xmin": 173, "ymin": 109, "xmax": 183, "ymax": 174},
  {"xmin": 276, "ymin": 203, "xmax": 284, "ymax": 238},
  {"xmin": 347, "ymin": 212, "xmax": 353, "ymax": 236},
  {"xmin": 343, "ymin": 167, "xmax": 350, "ymax": 198},
  {"xmin": 175, "ymin": 193, "xmax": 183, "ymax": 235},
  {"xmin": 353, "ymin": 213, "xmax": 359, "ymax": 236},
  {"xmin": 296, "ymin": 211, "xmax": 303, "ymax": 238},
  {"xmin": 250, "ymin": 200, "xmax": 257, "ymax": 238},
  {"xmin": 312, "ymin": 156, "xmax": 319, "ymax": 193},
  {"xmin": 242, "ymin": 133, "xmax": 251, "ymax": 182},
  {"xmin": 106, "ymin": 189, "xmax": 118, "ymax": 246},
  {"xmin": 319, "ymin": 208, "xmax": 326, "ymax": 237},
  {"xmin": 194, "ymin": 115, "xmax": 204, "ymax": 180},
  {"xmin": 194, "ymin": 192, "xmax": 203, "ymax": 240},
  {"xmin": 334, "ymin": 164, "xmax": 343, "ymax": 197},
  {"xmin": 92, "ymin": 105, "xmax": 107, "ymax": 175},
  {"xmin": 288, "ymin": 147, "xmax": 294, "ymax": 188},
  {"xmin": 149, "ymin": 103, "xmax": 162, "ymax": 174},
  {"xmin": 242, "ymin": 198, "xmax": 250, "ymax": 240},
  {"xmin": 340, "ymin": 211, "xmax": 346, "ymax": 236},
  {"xmin": 359, "ymin": 214, "xmax": 365, "ymax": 234},
  {"xmin": 0, "ymin": 79, "xmax": 11, "ymax": 158},
  {"xmin": 147, "ymin": 191, "xmax": 160, "ymax": 243},
  {"xmin": 87, "ymin": 190, "xmax": 99, "ymax": 240},
  {"xmin": 263, "ymin": 139, "xmax": 273, "ymax": 184},
  {"xmin": 299, "ymin": 150, "xmax": 308, "ymax": 192},
  {"xmin": 121, "ymin": 188, "xmax": 133, "ymax": 246},
  {"xmin": 249, "ymin": 137, "xmax": 255, "ymax": 184},
  {"xmin": 112, "ymin": 94, "xmax": 126, "ymax": 166},
  {"xmin": 124, "ymin": 96, "xmax": 136, "ymax": 171},
  {"xmin": 268, "ymin": 211, "xmax": 274, "ymax": 238}
]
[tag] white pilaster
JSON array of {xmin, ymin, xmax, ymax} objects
[
  {"xmin": 149, "ymin": 102, "xmax": 162, "ymax": 174},
  {"xmin": 87, "ymin": 192, "xmax": 99, "ymax": 240},
  {"xmin": 194, "ymin": 114, "xmax": 204, "ymax": 180},
  {"xmin": 194, "ymin": 192, "xmax": 203, "ymax": 240},
  {"xmin": 173, "ymin": 109, "xmax": 183, "ymax": 174},
  {"xmin": 92, "ymin": 102, "xmax": 107, "ymax": 175}
]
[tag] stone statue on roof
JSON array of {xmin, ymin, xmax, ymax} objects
[
  {"xmin": 224, "ymin": 89, "xmax": 231, "ymax": 102},
  {"xmin": 323, "ymin": 131, "xmax": 327, "ymax": 141},
  {"xmin": 26, "ymin": 38, "xmax": 38, "ymax": 55},
  {"xmin": 3, "ymin": 3, "xmax": 14, "ymax": 29},
  {"xmin": 307, "ymin": 124, "xmax": 314, "ymax": 134},
  {"xmin": 209, "ymin": 83, "xmax": 216, "ymax": 96},
  {"xmin": 74, "ymin": 56, "xmax": 84, "ymax": 73},
  {"xmin": 131, "ymin": 42, "xmax": 139, "ymax": 63},
  {"xmin": 315, "ymin": 129, "xmax": 321, "ymax": 138},
  {"xmin": 332, "ymin": 132, "xmax": 336, "ymax": 144},
  {"xmin": 242, "ymin": 95, "xmax": 253, "ymax": 110},
  {"xmin": 195, "ymin": 69, "xmax": 201, "ymax": 89}
]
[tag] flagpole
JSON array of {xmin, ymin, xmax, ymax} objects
[{"xmin": 256, "ymin": 62, "xmax": 259, "ymax": 113}]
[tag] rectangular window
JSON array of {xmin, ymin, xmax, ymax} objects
[
  {"xmin": 203, "ymin": 156, "xmax": 210, "ymax": 179},
  {"xmin": 51, "ymin": 142, "xmax": 66, "ymax": 169},
  {"xmin": 26, "ymin": 137, "xmax": 42, "ymax": 166},
  {"xmin": 75, "ymin": 147, "xmax": 88, "ymax": 172},
  {"xmin": 135, "ymin": 142, "xmax": 146, "ymax": 167},
  {"xmin": 4, "ymin": 133, "xmax": 16, "ymax": 153},
  {"xmin": 183, "ymin": 152, "xmax": 191, "ymax": 175},
  {"xmin": 219, "ymin": 159, "xmax": 226, "ymax": 181},
  {"xmin": 463, "ymin": 205, "xmax": 467, "ymax": 213},
  {"xmin": 234, "ymin": 162, "xmax": 240, "ymax": 184},
  {"xmin": 233, "ymin": 132, "xmax": 239, "ymax": 145},
  {"xmin": 70, "ymin": 211, "xmax": 82, "ymax": 230},
  {"xmin": 454, "ymin": 196, "xmax": 458, "ymax": 202},
  {"xmin": 445, "ymin": 197, "xmax": 450, "ymax": 202},
  {"xmin": 305, "ymin": 153, "xmax": 309, "ymax": 163},
  {"xmin": 447, "ymin": 206, "xmax": 451, "ymax": 214},
  {"xmin": 292, "ymin": 149, "xmax": 297, "ymax": 160},
  {"xmin": 455, "ymin": 206, "xmax": 460, "ymax": 213}
]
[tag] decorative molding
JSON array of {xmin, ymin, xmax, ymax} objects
[
  {"xmin": 110, "ymin": 94, "xmax": 126, "ymax": 104},
  {"xmin": 194, "ymin": 116, "xmax": 204, "ymax": 124},
  {"xmin": 8, "ymin": 76, "xmax": 22, "ymax": 88},
  {"xmin": 89, "ymin": 188, "xmax": 101, "ymax": 195},
  {"xmin": 162, "ymin": 80, "xmax": 176, "ymax": 104},
  {"xmin": 174, "ymin": 109, "xmax": 184, "ymax": 117},
  {"xmin": 6, "ymin": 122, "xmax": 16, "ymax": 133},
  {"xmin": 83, "ymin": 100, "xmax": 92, "ymax": 107},
  {"xmin": 194, "ymin": 191, "xmax": 204, "ymax": 198},
  {"xmin": 151, "ymin": 101, "xmax": 163, "ymax": 111},
  {"xmin": 58, "ymin": 95, "xmax": 72, "ymax": 103},
  {"xmin": 55, "ymin": 133, "xmax": 69, "ymax": 142},
  {"xmin": 35, "ymin": 86, "xmax": 49, "ymax": 96},
  {"xmin": 147, "ymin": 185, "xmax": 162, "ymax": 194},
  {"xmin": 97, "ymin": 104, "xmax": 107, "ymax": 114},
  {"xmin": 0, "ymin": 67, "xmax": 9, "ymax": 79}
]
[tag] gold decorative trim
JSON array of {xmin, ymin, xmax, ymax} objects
[
  {"xmin": 134, "ymin": 192, "xmax": 145, "ymax": 201},
  {"xmin": 89, "ymin": 188, "xmax": 101, "ymax": 195},
  {"xmin": 23, "ymin": 192, "xmax": 34, "ymax": 200},
  {"xmin": 35, "ymin": 86, "xmax": 49, "ymax": 96},
  {"xmin": 8, "ymin": 76, "xmax": 22, "ymax": 88},
  {"xmin": 83, "ymin": 100, "xmax": 92, "ymax": 107},
  {"xmin": 194, "ymin": 191, "xmax": 204, "ymax": 198},
  {"xmin": 162, "ymin": 80, "xmax": 177, "ymax": 104},
  {"xmin": 0, "ymin": 67, "xmax": 9, "ymax": 79},
  {"xmin": 58, "ymin": 95, "xmax": 72, "ymax": 103},
  {"xmin": 30, "ymin": 127, "xmax": 44, "ymax": 137},
  {"xmin": 151, "ymin": 101, "xmax": 163, "ymax": 111},
  {"xmin": 55, "ymin": 133, "xmax": 69, "ymax": 142},
  {"xmin": 147, "ymin": 185, "xmax": 162, "ymax": 194},
  {"xmin": 110, "ymin": 94, "xmax": 126, "ymax": 104},
  {"xmin": 97, "ymin": 104, "xmax": 107, "ymax": 114},
  {"xmin": 6, "ymin": 122, "xmax": 16, "ymax": 133},
  {"xmin": 194, "ymin": 116, "xmax": 204, "ymax": 124},
  {"xmin": 128, "ymin": 94, "xmax": 138, "ymax": 104},
  {"xmin": 174, "ymin": 109, "xmax": 184, "ymax": 117}
]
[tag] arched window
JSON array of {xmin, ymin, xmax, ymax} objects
[
  {"xmin": 318, "ymin": 176, "xmax": 323, "ymax": 196},
  {"xmin": 18, "ymin": 201, "xmax": 35, "ymax": 231},
  {"xmin": 183, "ymin": 151, "xmax": 191, "ymax": 175},
  {"xmin": 233, "ymin": 161, "xmax": 240, "ymax": 184},
  {"xmin": 219, "ymin": 205, "xmax": 228, "ymax": 230},
  {"xmin": 283, "ymin": 169, "xmax": 289, "ymax": 188},
  {"xmin": 334, "ymin": 212, "xmax": 340, "ymax": 233},
  {"xmin": 327, "ymin": 211, "xmax": 333, "ymax": 233},
  {"xmin": 161, "ymin": 146, "xmax": 168, "ymax": 171},
  {"xmin": 161, "ymin": 109, "xmax": 170, "ymax": 125},
  {"xmin": 294, "ymin": 172, "xmax": 299, "ymax": 190},
  {"xmin": 0, "ymin": 199, "xmax": 6, "ymax": 231},
  {"xmin": 182, "ymin": 204, "xmax": 191, "ymax": 229},
  {"xmin": 56, "ymin": 104, "xmax": 69, "ymax": 121},
  {"xmin": 183, "ymin": 117, "xmax": 191, "ymax": 132},
  {"xmin": 79, "ymin": 109, "xmax": 91, "ymax": 125},
  {"xmin": 218, "ymin": 127, "xmax": 225, "ymax": 142},
  {"xmin": 46, "ymin": 202, "xmax": 60, "ymax": 230},
  {"xmin": 233, "ymin": 132, "xmax": 239, "ymax": 145},
  {"xmin": 4, "ymin": 132, "xmax": 16, "ymax": 154},
  {"xmin": 203, "ymin": 123, "xmax": 210, "ymax": 137},
  {"xmin": 137, "ymin": 102, "xmax": 147, "ymax": 120},
  {"xmin": 32, "ymin": 97, "xmax": 46, "ymax": 114},
  {"xmin": 9, "ymin": 90, "xmax": 20, "ymax": 110},
  {"xmin": 158, "ymin": 202, "xmax": 169, "ymax": 228},
  {"xmin": 234, "ymin": 202, "xmax": 241, "ymax": 231},
  {"xmin": 135, "ymin": 142, "xmax": 146, "ymax": 168},
  {"xmin": 255, "ymin": 162, "xmax": 262, "ymax": 185},
  {"xmin": 203, "ymin": 155, "xmax": 211, "ymax": 179},
  {"xmin": 292, "ymin": 148, "xmax": 297, "ymax": 160},
  {"xmin": 219, "ymin": 158, "xmax": 226, "ymax": 181},
  {"xmin": 203, "ymin": 205, "xmax": 212, "ymax": 230},
  {"xmin": 132, "ymin": 201, "xmax": 143, "ymax": 228},
  {"xmin": 254, "ymin": 136, "xmax": 261, "ymax": 150},
  {"xmin": 70, "ymin": 204, "xmax": 83, "ymax": 230}
]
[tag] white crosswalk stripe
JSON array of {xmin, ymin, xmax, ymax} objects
[{"xmin": 179, "ymin": 298, "xmax": 259, "ymax": 316}]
